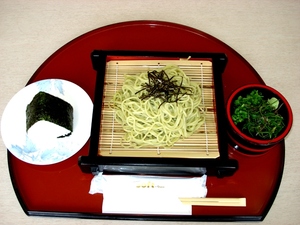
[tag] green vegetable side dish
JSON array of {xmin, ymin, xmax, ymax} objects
[{"xmin": 231, "ymin": 89, "xmax": 285, "ymax": 139}]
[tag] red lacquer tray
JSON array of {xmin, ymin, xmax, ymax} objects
[{"xmin": 7, "ymin": 20, "xmax": 284, "ymax": 221}]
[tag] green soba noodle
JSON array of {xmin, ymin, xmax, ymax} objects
[{"xmin": 110, "ymin": 65, "xmax": 205, "ymax": 148}]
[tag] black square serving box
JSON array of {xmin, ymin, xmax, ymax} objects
[{"xmin": 79, "ymin": 50, "xmax": 238, "ymax": 177}]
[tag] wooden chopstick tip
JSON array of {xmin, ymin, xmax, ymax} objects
[{"xmin": 179, "ymin": 197, "xmax": 246, "ymax": 207}]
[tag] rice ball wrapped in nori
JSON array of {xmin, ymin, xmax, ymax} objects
[{"xmin": 26, "ymin": 91, "xmax": 73, "ymax": 138}]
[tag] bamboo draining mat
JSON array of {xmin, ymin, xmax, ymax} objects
[{"xmin": 98, "ymin": 59, "xmax": 220, "ymax": 158}]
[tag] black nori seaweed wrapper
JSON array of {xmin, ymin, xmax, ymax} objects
[{"xmin": 26, "ymin": 91, "xmax": 73, "ymax": 133}]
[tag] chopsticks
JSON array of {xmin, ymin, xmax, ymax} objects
[{"xmin": 179, "ymin": 197, "xmax": 246, "ymax": 207}]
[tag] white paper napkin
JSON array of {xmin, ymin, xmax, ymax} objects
[{"xmin": 89, "ymin": 173, "xmax": 207, "ymax": 215}]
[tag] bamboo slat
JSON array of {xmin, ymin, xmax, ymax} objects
[{"xmin": 98, "ymin": 59, "xmax": 220, "ymax": 158}]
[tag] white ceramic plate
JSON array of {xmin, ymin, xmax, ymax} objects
[{"xmin": 1, "ymin": 79, "xmax": 93, "ymax": 165}]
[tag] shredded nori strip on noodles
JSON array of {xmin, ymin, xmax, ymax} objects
[{"xmin": 135, "ymin": 69, "xmax": 193, "ymax": 108}]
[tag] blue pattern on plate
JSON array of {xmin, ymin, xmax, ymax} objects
[{"xmin": 36, "ymin": 79, "xmax": 64, "ymax": 94}]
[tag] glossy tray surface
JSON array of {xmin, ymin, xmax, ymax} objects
[{"xmin": 8, "ymin": 20, "xmax": 284, "ymax": 221}]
